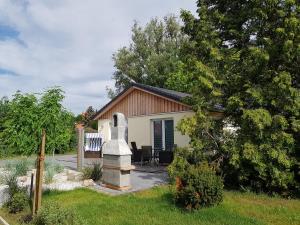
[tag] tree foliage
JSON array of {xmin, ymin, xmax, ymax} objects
[
  {"xmin": 179, "ymin": 0, "xmax": 300, "ymax": 194},
  {"xmin": 0, "ymin": 97, "xmax": 9, "ymax": 133},
  {"xmin": 74, "ymin": 106, "xmax": 97, "ymax": 130},
  {"xmin": 110, "ymin": 15, "xmax": 189, "ymax": 95},
  {"xmin": 0, "ymin": 87, "xmax": 75, "ymax": 155}
]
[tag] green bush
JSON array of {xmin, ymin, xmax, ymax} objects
[
  {"xmin": 167, "ymin": 151, "xmax": 189, "ymax": 183},
  {"xmin": 14, "ymin": 158, "xmax": 30, "ymax": 176},
  {"xmin": 4, "ymin": 174, "xmax": 29, "ymax": 213},
  {"xmin": 82, "ymin": 167, "xmax": 93, "ymax": 180},
  {"xmin": 174, "ymin": 163, "xmax": 223, "ymax": 210},
  {"xmin": 5, "ymin": 174, "xmax": 21, "ymax": 197},
  {"xmin": 31, "ymin": 202, "xmax": 87, "ymax": 225},
  {"xmin": 54, "ymin": 163, "xmax": 64, "ymax": 174},
  {"xmin": 45, "ymin": 167, "xmax": 55, "ymax": 184},
  {"xmin": 45, "ymin": 160, "xmax": 64, "ymax": 173},
  {"xmin": 44, "ymin": 160, "xmax": 64, "ymax": 184},
  {"xmin": 8, "ymin": 191, "xmax": 28, "ymax": 213},
  {"xmin": 5, "ymin": 158, "xmax": 34, "ymax": 177},
  {"xmin": 82, "ymin": 162, "xmax": 102, "ymax": 181},
  {"xmin": 168, "ymin": 148, "xmax": 205, "ymax": 183}
]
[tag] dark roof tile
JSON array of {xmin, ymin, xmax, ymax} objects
[{"xmin": 132, "ymin": 83, "xmax": 191, "ymax": 101}]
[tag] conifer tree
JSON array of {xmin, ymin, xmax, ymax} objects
[{"xmin": 180, "ymin": 0, "xmax": 300, "ymax": 194}]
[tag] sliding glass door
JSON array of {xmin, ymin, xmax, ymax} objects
[
  {"xmin": 152, "ymin": 119, "xmax": 174, "ymax": 150},
  {"xmin": 153, "ymin": 120, "xmax": 163, "ymax": 149},
  {"xmin": 164, "ymin": 120, "xmax": 174, "ymax": 151}
]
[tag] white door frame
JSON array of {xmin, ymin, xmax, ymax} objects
[{"xmin": 151, "ymin": 118, "xmax": 173, "ymax": 150}]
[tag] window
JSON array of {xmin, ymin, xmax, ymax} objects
[{"xmin": 152, "ymin": 119, "xmax": 174, "ymax": 150}]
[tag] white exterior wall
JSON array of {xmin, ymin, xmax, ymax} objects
[
  {"xmin": 98, "ymin": 119, "xmax": 111, "ymax": 143},
  {"xmin": 128, "ymin": 111, "xmax": 194, "ymax": 149},
  {"xmin": 98, "ymin": 111, "xmax": 194, "ymax": 149}
]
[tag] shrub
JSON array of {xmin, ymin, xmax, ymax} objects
[
  {"xmin": 5, "ymin": 174, "xmax": 21, "ymax": 197},
  {"xmin": 44, "ymin": 160, "xmax": 64, "ymax": 184},
  {"xmin": 54, "ymin": 163, "xmax": 64, "ymax": 174},
  {"xmin": 3, "ymin": 174, "xmax": 28, "ymax": 213},
  {"xmin": 168, "ymin": 148, "xmax": 205, "ymax": 183},
  {"xmin": 32, "ymin": 202, "xmax": 87, "ymax": 225},
  {"xmin": 14, "ymin": 158, "xmax": 30, "ymax": 176},
  {"xmin": 5, "ymin": 158, "xmax": 34, "ymax": 177},
  {"xmin": 8, "ymin": 191, "xmax": 28, "ymax": 213},
  {"xmin": 45, "ymin": 159, "xmax": 64, "ymax": 174},
  {"xmin": 82, "ymin": 167, "xmax": 93, "ymax": 180},
  {"xmin": 45, "ymin": 167, "xmax": 55, "ymax": 184},
  {"xmin": 82, "ymin": 162, "xmax": 102, "ymax": 181},
  {"xmin": 174, "ymin": 162, "xmax": 223, "ymax": 210}
]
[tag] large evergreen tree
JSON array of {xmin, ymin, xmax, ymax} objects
[{"xmin": 180, "ymin": 0, "xmax": 300, "ymax": 194}]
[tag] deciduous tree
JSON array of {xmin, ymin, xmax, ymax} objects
[
  {"xmin": 1, "ymin": 87, "xmax": 74, "ymax": 155},
  {"xmin": 110, "ymin": 15, "xmax": 189, "ymax": 95}
]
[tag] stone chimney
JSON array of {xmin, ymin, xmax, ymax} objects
[{"xmin": 102, "ymin": 113, "xmax": 133, "ymax": 190}]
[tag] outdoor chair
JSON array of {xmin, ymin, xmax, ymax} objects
[
  {"xmin": 131, "ymin": 142, "xmax": 142, "ymax": 162},
  {"xmin": 159, "ymin": 146, "xmax": 174, "ymax": 164},
  {"xmin": 131, "ymin": 142, "xmax": 138, "ymax": 151},
  {"xmin": 159, "ymin": 151, "xmax": 173, "ymax": 164},
  {"xmin": 141, "ymin": 145, "xmax": 152, "ymax": 166}
]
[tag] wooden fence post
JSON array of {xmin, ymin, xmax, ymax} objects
[
  {"xmin": 77, "ymin": 126, "xmax": 85, "ymax": 171},
  {"xmin": 33, "ymin": 129, "xmax": 46, "ymax": 215}
]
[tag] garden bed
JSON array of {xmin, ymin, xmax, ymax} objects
[{"xmin": 0, "ymin": 158, "xmax": 96, "ymax": 207}]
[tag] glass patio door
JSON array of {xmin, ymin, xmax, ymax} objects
[
  {"xmin": 153, "ymin": 120, "xmax": 163, "ymax": 149},
  {"xmin": 152, "ymin": 119, "xmax": 174, "ymax": 150},
  {"xmin": 164, "ymin": 120, "xmax": 174, "ymax": 151}
]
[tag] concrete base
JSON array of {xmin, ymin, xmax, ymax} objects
[
  {"xmin": 104, "ymin": 183, "xmax": 131, "ymax": 191},
  {"xmin": 102, "ymin": 167, "xmax": 131, "ymax": 188},
  {"xmin": 103, "ymin": 155, "xmax": 131, "ymax": 168},
  {"xmin": 102, "ymin": 154, "xmax": 133, "ymax": 190}
]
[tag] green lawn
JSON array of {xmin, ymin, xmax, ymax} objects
[{"xmin": 1, "ymin": 186, "xmax": 300, "ymax": 225}]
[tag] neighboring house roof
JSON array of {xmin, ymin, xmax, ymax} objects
[{"xmin": 93, "ymin": 83, "xmax": 192, "ymax": 120}]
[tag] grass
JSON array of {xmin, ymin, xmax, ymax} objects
[{"xmin": 1, "ymin": 186, "xmax": 300, "ymax": 225}]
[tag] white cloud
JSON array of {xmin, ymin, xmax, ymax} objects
[{"xmin": 0, "ymin": 0, "xmax": 196, "ymax": 114}]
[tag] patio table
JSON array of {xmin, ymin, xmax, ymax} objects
[{"xmin": 153, "ymin": 148, "xmax": 164, "ymax": 166}]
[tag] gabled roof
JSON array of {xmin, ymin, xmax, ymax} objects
[
  {"xmin": 93, "ymin": 83, "xmax": 191, "ymax": 120},
  {"xmin": 132, "ymin": 83, "xmax": 191, "ymax": 101}
]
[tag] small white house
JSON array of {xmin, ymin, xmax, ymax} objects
[{"xmin": 93, "ymin": 83, "xmax": 223, "ymax": 150}]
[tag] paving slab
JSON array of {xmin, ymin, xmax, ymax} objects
[{"xmin": 90, "ymin": 170, "xmax": 168, "ymax": 195}]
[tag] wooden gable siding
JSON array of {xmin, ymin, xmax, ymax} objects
[{"xmin": 99, "ymin": 88, "xmax": 191, "ymax": 119}]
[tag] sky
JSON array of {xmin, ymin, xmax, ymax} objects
[{"xmin": 0, "ymin": 0, "xmax": 197, "ymax": 114}]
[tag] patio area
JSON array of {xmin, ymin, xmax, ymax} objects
[{"xmin": 54, "ymin": 154, "xmax": 169, "ymax": 195}]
